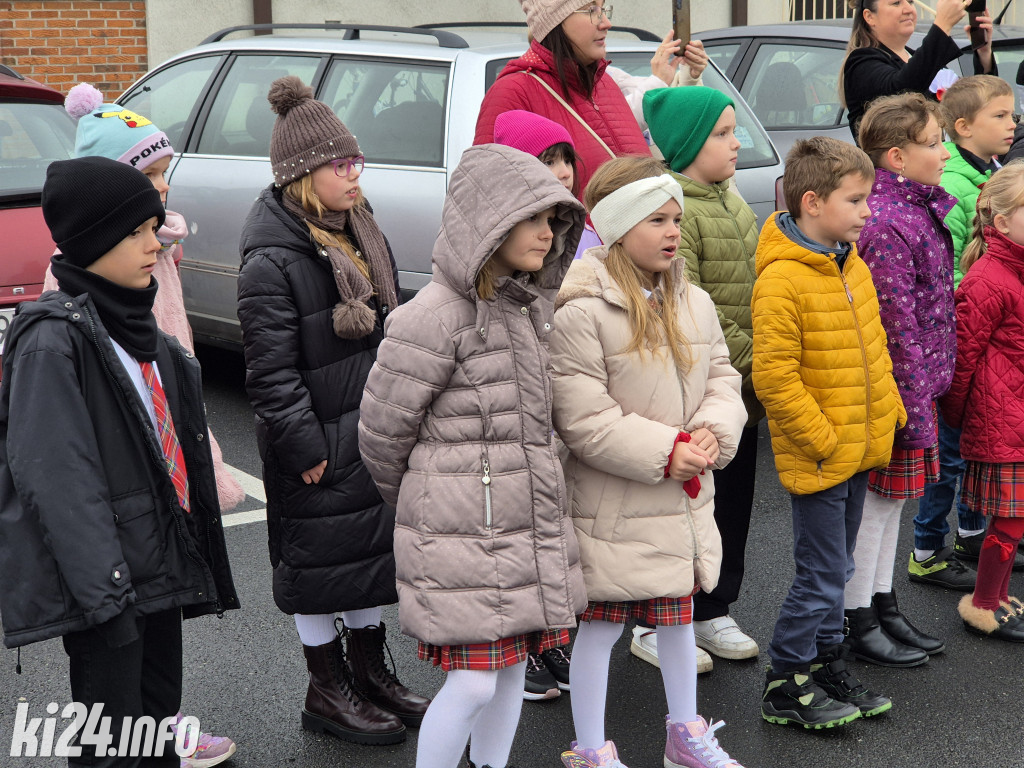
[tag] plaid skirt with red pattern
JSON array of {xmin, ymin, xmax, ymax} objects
[
  {"xmin": 962, "ymin": 461, "xmax": 1024, "ymax": 519},
  {"xmin": 580, "ymin": 593, "xmax": 696, "ymax": 626},
  {"xmin": 868, "ymin": 443, "xmax": 939, "ymax": 499},
  {"xmin": 417, "ymin": 629, "xmax": 570, "ymax": 672}
]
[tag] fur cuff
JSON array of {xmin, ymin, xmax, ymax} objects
[
  {"xmin": 959, "ymin": 593, "xmax": 999, "ymax": 633},
  {"xmin": 332, "ymin": 300, "xmax": 376, "ymax": 339}
]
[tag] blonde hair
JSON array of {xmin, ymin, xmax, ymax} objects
[
  {"xmin": 961, "ymin": 161, "xmax": 1024, "ymax": 273},
  {"xmin": 858, "ymin": 92, "xmax": 945, "ymax": 168},
  {"xmin": 476, "ymin": 258, "xmax": 499, "ymax": 301},
  {"xmin": 942, "ymin": 75, "xmax": 1014, "ymax": 142},
  {"xmin": 284, "ymin": 174, "xmax": 370, "ymax": 281},
  {"xmin": 584, "ymin": 156, "xmax": 692, "ymax": 371}
]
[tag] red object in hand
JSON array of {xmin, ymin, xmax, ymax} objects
[{"xmin": 664, "ymin": 431, "xmax": 704, "ymax": 499}]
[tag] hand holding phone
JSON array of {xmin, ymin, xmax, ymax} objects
[{"xmin": 967, "ymin": 0, "xmax": 988, "ymax": 50}]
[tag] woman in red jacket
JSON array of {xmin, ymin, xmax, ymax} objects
[
  {"xmin": 475, "ymin": 1, "xmax": 695, "ymax": 196},
  {"xmin": 943, "ymin": 161, "xmax": 1024, "ymax": 643}
]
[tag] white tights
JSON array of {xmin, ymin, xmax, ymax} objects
[
  {"xmin": 293, "ymin": 607, "xmax": 384, "ymax": 646},
  {"xmin": 845, "ymin": 493, "xmax": 905, "ymax": 609},
  {"xmin": 415, "ymin": 662, "xmax": 527, "ymax": 768},
  {"xmin": 570, "ymin": 620, "xmax": 698, "ymax": 750}
]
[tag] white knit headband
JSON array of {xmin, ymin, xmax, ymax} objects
[{"xmin": 589, "ymin": 175, "xmax": 686, "ymax": 246}]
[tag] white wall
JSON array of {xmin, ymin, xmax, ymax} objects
[{"xmin": 146, "ymin": 0, "xmax": 767, "ymax": 68}]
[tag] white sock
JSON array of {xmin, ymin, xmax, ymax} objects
[
  {"xmin": 294, "ymin": 613, "xmax": 337, "ymax": 646},
  {"xmin": 845, "ymin": 492, "xmax": 894, "ymax": 609},
  {"xmin": 914, "ymin": 548, "xmax": 935, "ymax": 562},
  {"xmin": 467, "ymin": 661, "xmax": 527, "ymax": 768},
  {"xmin": 872, "ymin": 498, "xmax": 905, "ymax": 594},
  {"xmin": 416, "ymin": 669, "xmax": 499, "ymax": 768},
  {"xmin": 340, "ymin": 606, "xmax": 383, "ymax": 629},
  {"xmin": 569, "ymin": 620, "xmax": 623, "ymax": 750},
  {"xmin": 655, "ymin": 623, "xmax": 698, "ymax": 723},
  {"xmin": 958, "ymin": 527, "xmax": 986, "ymax": 538}
]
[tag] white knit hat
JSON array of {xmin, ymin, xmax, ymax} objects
[
  {"xmin": 589, "ymin": 175, "xmax": 686, "ymax": 246},
  {"xmin": 520, "ymin": 0, "xmax": 585, "ymax": 42}
]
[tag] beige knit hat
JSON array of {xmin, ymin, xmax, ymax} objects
[
  {"xmin": 267, "ymin": 75, "xmax": 360, "ymax": 186},
  {"xmin": 520, "ymin": 0, "xmax": 585, "ymax": 43}
]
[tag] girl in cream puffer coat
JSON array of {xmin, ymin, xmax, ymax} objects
[{"xmin": 549, "ymin": 157, "xmax": 747, "ymax": 768}]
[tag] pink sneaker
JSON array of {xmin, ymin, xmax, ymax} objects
[
  {"xmin": 664, "ymin": 716, "xmax": 744, "ymax": 768},
  {"xmin": 560, "ymin": 739, "xmax": 629, "ymax": 767},
  {"xmin": 173, "ymin": 713, "xmax": 237, "ymax": 768}
]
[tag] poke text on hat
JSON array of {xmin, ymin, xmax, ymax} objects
[{"xmin": 129, "ymin": 137, "xmax": 171, "ymax": 167}]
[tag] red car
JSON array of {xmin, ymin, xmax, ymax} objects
[{"xmin": 0, "ymin": 65, "xmax": 75, "ymax": 366}]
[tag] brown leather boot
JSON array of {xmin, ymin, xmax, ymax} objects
[
  {"xmin": 301, "ymin": 638, "xmax": 406, "ymax": 745},
  {"xmin": 345, "ymin": 621, "xmax": 432, "ymax": 727}
]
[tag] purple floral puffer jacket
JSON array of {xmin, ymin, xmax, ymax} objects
[{"xmin": 858, "ymin": 168, "xmax": 956, "ymax": 449}]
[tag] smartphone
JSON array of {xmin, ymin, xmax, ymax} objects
[
  {"xmin": 967, "ymin": 0, "xmax": 987, "ymax": 50},
  {"xmin": 672, "ymin": 0, "xmax": 690, "ymax": 49}
]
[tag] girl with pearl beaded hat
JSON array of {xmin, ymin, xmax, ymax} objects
[{"xmin": 237, "ymin": 75, "xmax": 429, "ymax": 745}]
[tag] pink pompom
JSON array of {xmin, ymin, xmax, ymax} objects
[{"xmin": 65, "ymin": 82, "xmax": 104, "ymax": 120}]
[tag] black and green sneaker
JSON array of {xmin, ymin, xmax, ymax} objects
[
  {"xmin": 761, "ymin": 668, "xmax": 862, "ymax": 729},
  {"xmin": 811, "ymin": 644, "xmax": 892, "ymax": 718},
  {"xmin": 908, "ymin": 546, "xmax": 975, "ymax": 591}
]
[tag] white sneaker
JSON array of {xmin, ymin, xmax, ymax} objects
[
  {"xmin": 630, "ymin": 626, "xmax": 713, "ymax": 673},
  {"xmin": 692, "ymin": 616, "xmax": 759, "ymax": 659}
]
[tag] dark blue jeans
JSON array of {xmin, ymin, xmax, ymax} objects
[
  {"xmin": 768, "ymin": 471, "xmax": 868, "ymax": 673},
  {"xmin": 913, "ymin": 410, "xmax": 986, "ymax": 551}
]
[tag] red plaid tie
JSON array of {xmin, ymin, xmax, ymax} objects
[{"xmin": 139, "ymin": 361, "xmax": 190, "ymax": 513}]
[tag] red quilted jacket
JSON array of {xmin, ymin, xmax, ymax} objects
[
  {"xmin": 941, "ymin": 227, "xmax": 1024, "ymax": 462},
  {"xmin": 474, "ymin": 40, "xmax": 651, "ymax": 197}
]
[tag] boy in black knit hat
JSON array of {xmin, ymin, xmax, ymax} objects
[{"xmin": 0, "ymin": 156, "xmax": 238, "ymax": 767}]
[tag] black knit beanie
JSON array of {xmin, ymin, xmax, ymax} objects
[{"xmin": 42, "ymin": 156, "xmax": 166, "ymax": 269}]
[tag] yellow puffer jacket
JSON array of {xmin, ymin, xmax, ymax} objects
[{"xmin": 752, "ymin": 213, "xmax": 905, "ymax": 495}]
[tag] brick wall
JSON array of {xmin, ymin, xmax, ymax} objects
[{"xmin": 0, "ymin": 0, "xmax": 148, "ymax": 98}]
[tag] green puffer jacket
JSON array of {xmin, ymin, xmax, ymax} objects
[
  {"xmin": 672, "ymin": 171, "xmax": 764, "ymax": 426},
  {"xmin": 940, "ymin": 141, "xmax": 991, "ymax": 287}
]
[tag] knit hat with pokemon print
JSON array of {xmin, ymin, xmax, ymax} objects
[{"xmin": 64, "ymin": 83, "xmax": 173, "ymax": 171}]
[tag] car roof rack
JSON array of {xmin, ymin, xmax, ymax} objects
[
  {"xmin": 417, "ymin": 21, "xmax": 661, "ymax": 43},
  {"xmin": 200, "ymin": 22, "xmax": 469, "ymax": 48}
]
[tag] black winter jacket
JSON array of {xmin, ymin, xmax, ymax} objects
[
  {"xmin": 0, "ymin": 292, "xmax": 238, "ymax": 648},
  {"xmin": 237, "ymin": 185, "xmax": 399, "ymax": 615}
]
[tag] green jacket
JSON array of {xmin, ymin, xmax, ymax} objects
[
  {"xmin": 940, "ymin": 141, "xmax": 992, "ymax": 287},
  {"xmin": 672, "ymin": 171, "xmax": 764, "ymax": 426}
]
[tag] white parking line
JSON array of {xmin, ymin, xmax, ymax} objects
[
  {"xmin": 223, "ymin": 508, "xmax": 267, "ymax": 527},
  {"xmin": 221, "ymin": 463, "xmax": 268, "ymax": 527}
]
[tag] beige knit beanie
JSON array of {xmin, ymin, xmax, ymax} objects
[
  {"xmin": 267, "ymin": 75, "xmax": 360, "ymax": 186},
  {"xmin": 520, "ymin": 0, "xmax": 585, "ymax": 42}
]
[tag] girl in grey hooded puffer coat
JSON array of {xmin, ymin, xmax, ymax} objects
[{"xmin": 359, "ymin": 143, "xmax": 587, "ymax": 768}]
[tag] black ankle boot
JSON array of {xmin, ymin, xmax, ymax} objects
[
  {"xmin": 345, "ymin": 622, "xmax": 431, "ymax": 728},
  {"xmin": 872, "ymin": 590, "xmax": 945, "ymax": 655},
  {"xmin": 843, "ymin": 606, "xmax": 928, "ymax": 667}
]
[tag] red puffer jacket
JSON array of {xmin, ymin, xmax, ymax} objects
[
  {"xmin": 474, "ymin": 40, "xmax": 651, "ymax": 196},
  {"xmin": 941, "ymin": 227, "xmax": 1024, "ymax": 462}
]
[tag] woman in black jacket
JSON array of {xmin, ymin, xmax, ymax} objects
[
  {"xmin": 841, "ymin": 0, "xmax": 994, "ymax": 144},
  {"xmin": 237, "ymin": 76, "xmax": 429, "ymax": 745}
]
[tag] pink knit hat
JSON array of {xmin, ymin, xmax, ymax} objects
[
  {"xmin": 494, "ymin": 110, "xmax": 574, "ymax": 158},
  {"xmin": 520, "ymin": 0, "xmax": 586, "ymax": 42}
]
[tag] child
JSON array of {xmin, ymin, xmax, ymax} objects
[
  {"xmin": 848, "ymin": 93, "xmax": 958, "ymax": 667},
  {"xmin": 358, "ymin": 143, "xmax": 588, "ymax": 768},
  {"xmin": 642, "ymin": 85, "xmax": 765, "ymax": 664},
  {"xmin": 944, "ymin": 161, "xmax": 1024, "ymax": 642},
  {"xmin": 237, "ymin": 76, "xmax": 429, "ymax": 745},
  {"xmin": 754, "ymin": 136, "xmax": 905, "ymax": 728},
  {"xmin": 0, "ymin": 156, "xmax": 239, "ymax": 766},
  {"xmin": 551, "ymin": 156, "xmax": 747, "ymax": 768},
  {"xmin": 915, "ymin": 75, "xmax": 1024, "ymax": 580}
]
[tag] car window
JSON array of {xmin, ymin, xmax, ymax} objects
[
  {"xmin": 0, "ymin": 103, "xmax": 75, "ymax": 197},
  {"xmin": 704, "ymin": 42, "xmax": 743, "ymax": 74},
  {"xmin": 962, "ymin": 45, "xmax": 1024, "ymax": 101},
  {"xmin": 196, "ymin": 55, "xmax": 321, "ymax": 157},
  {"xmin": 120, "ymin": 56, "xmax": 221, "ymax": 150},
  {"xmin": 739, "ymin": 42, "xmax": 847, "ymax": 130},
  {"xmin": 319, "ymin": 58, "xmax": 450, "ymax": 167}
]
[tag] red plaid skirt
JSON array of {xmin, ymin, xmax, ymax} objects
[
  {"xmin": 580, "ymin": 593, "xmax": 696, "ymax": 626},
  {"xmin": 868, "ymin": 443, "xmax": 939, "ymax": 499},
  {"xmin": 963, "ymin": 461, "xmax": 1024, "ymax": 519},
  {"xmin": 417, "ymin": 629, "xmax": 570, "ymax": 672}
]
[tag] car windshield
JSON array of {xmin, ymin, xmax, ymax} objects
[{"xmin": 0, "ymin": 101, "xmax": 75, "ymax": 201}]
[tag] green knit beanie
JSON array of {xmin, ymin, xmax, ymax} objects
[{"xmin": 643, "ymin": 86, "xmax": 735, "ymax": 173}]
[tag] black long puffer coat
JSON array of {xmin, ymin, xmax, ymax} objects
[{"xmin": 237, "ymin": 185, "xmax": 400, "ymax": 615}]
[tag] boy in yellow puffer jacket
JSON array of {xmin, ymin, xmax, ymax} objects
[{"xmin": 752, "ymin": 137, "xmax": 906, "ymax": 730}]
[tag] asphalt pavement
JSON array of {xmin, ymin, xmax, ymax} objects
[{"xmin": 2, "ymin": 345, "xmax": 1022, "ymax": 768}]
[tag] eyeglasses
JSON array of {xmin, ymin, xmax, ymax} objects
[
  {"xmin": 330, "ymin": 155, "xmax": 364, "ymax": 177},
  {"xmin": 570, "ymin": 3, "xmax": 612, "ymax": 24}
]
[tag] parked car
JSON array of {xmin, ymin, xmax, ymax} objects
[
  {"xmin": 700, "ymin": 19, "xmax": 1024, "ymax": 158},
  {"xmin": 117, "ymin": 22, "xmax": 782, "ymax": 348},
  {"xmin": 0, "ymin": 64, "xmax": 76, "ymax": 359}
]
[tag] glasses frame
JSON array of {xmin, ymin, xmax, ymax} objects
[
  {"xmin": 570, "ymin": 3, "xmax": 612, "ymax": 24},
  {"xmin": 330, "ymin": 155, "xmax": 365, "ymax": 178}
]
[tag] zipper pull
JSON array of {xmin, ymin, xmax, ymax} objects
[{"xmin": 481, "ymin": 457, "xmax": 493, "ymax": 530}]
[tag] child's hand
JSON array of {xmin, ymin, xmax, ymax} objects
[
  {"xmin": 301, "ymin": 460, "xmax": 327, "ymax": 485},
  {"xmin": 689, "ymin": 427, "xmax": 720, "ymax": 466},
  {"xmin": 668, "ymin": 441, "xmax": 710, "ymax": 482}
]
